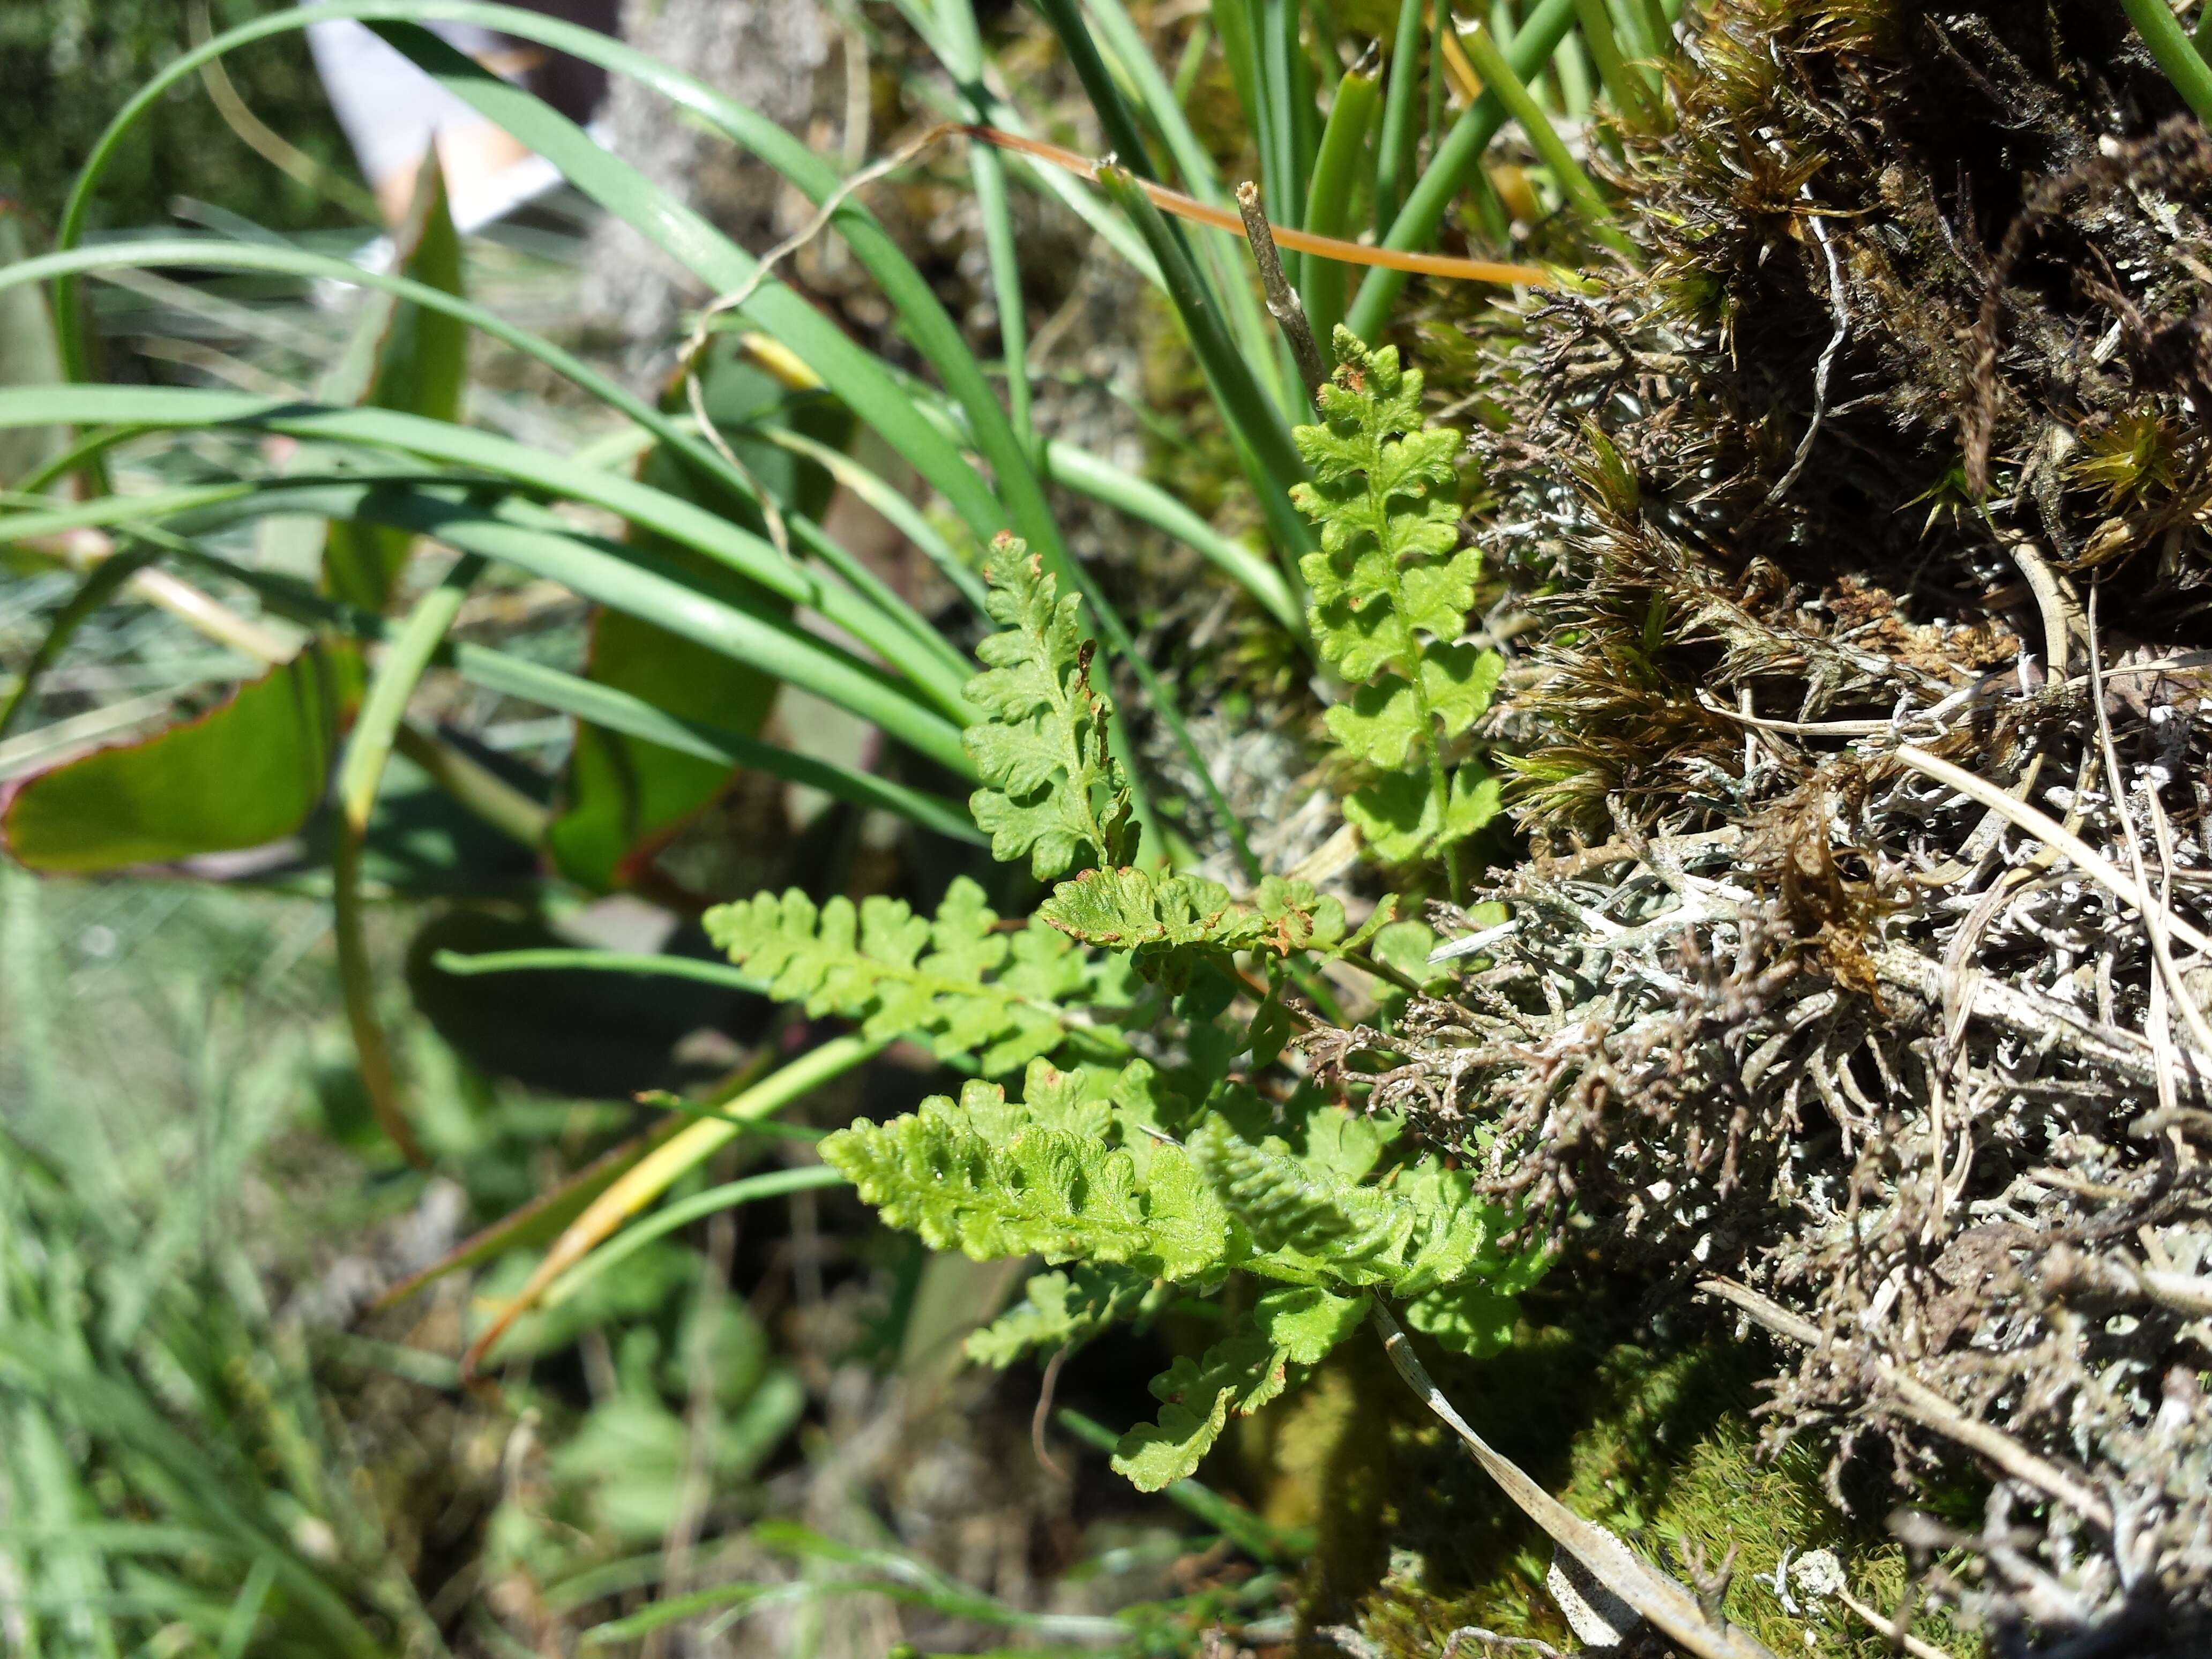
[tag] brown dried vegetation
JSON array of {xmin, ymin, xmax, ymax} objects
[{"xmin": 1315, "ymin": 2, "xmax": 2212, "ymax": 1651}]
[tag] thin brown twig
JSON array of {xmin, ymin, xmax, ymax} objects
[
  {"xmin": 1697, "ymin": 1277, "xmax": 2114, "ymax": 1530},
  {"xmin": 1235, "ymin": 181, "xmax": 1328, "ymax": 401},
  {"xmin": 1833, "ymin": 1586, "xmax": 1952, "ymax": 1659}
]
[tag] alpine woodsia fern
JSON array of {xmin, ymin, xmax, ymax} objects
[{"xmin": 704, "ymin": 345, "xmax": 1535, "ymax": 1492}]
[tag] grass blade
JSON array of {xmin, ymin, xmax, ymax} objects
[
  {"xmin": 0, "ymin": 387, "xmax": 978, "ymax": 763},
  {"xmin": 1040, "ymin": 438, "xmax": 1302, "ymax": 634},
  {"xmin": 540, "ymin": 1166, "xmax": 847, "ymax": 1309},
  {"xmin": 1301, "ymin": 57, "xmax": 1382, "ymax": 356},
  {"xmin": 1458, "ymin": 20, "xmax": 1634, "ymax": 256},
  {"xmin": 461, "ymin": 1034, "xmax": 886, "ymax": 1378},
  {"xmin": 1096, "ymin": 167, "xmax": 1314, "ymax": 589},
  {"xmin": 447, "ymin": 643, "xmax": 985, "ymax": 843},
  {"xmin": 933, "ymin": 0, "xmax": 1033, "ymax": 442},
  {"xmin": 0, "ymin": 548, "xmax": 156, "ymax": 744},
  {"xmin": 1344, "ymin": 0, "xmax": 1577, "ymax": 342},
  {"xmin": 0, "ymin": 472, "xmax": 976, "ymax": 781},
  {"xmin": 335, "ymin": 556, "xmax": 489, "ymax": 1168},
  {"xmin": 55, "ymin": 4, "xmax": 1011, "ymax": 555},
  {"xmin": 1572, "ymin": 0, "xmax": 1654, "ymax": 130},
  {"xmin": 2119, "ymin": 0, "xmax": 2212, "ymax": 122},
  {"xmin": 1374, "ymin": 0, "xmax": 1427, "ymax": 233}
]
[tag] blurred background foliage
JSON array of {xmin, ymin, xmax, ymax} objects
[{"xmin": 0, "ymin": 0, "xmax": 352, "ymax": 233}]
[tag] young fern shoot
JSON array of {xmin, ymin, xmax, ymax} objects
[{"xmin": 1295, "ymin": 332, "xmax": 1503, "ymax": 887}]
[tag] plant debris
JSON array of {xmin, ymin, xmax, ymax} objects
[{"xmin": 1312, "ymin": 3, "xmax": 2212, "ymax": 1650}]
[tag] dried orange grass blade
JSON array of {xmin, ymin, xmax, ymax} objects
[{"xmin": 960, "ymin": 125, "xmax": 1558, "ymax": 288}]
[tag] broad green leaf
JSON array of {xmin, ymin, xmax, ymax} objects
[{"xmin": 1, "ymin": 646, "xmax": 357, "ymax": 873}]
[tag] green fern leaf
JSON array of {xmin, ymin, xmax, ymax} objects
[
  {"xmin": 703, "ymin": 876, "xmax": 1073, "ymax": 1075},
  {"xmin": 821, "ymin": 1100, "xmax": 1150, "ymax": 1265},
  {"xmin": 1187, "ymin": 1114, "xmax": 1515, "ymax": 1299},
  {"xmin": 966, "ymin": 1265, "xmax": 1159, "ymax": 1368},
  {"xmin": 963, "ymin": 534, "xmax": 1135, "ymax": 878},
  {"xmin": 1291, "ymin": 332, "xmax": 1505, "ymax": 864},
  {"xmin": 1110, "ymin": 1286, "xmax": 1366, "ymax": 1490},
  {"xmin": 1038, "ymin": 869, "xmax": 1347, "ymax": 984},
  {"xmin": 820, "ymin": 1086, "xmax": 1232, "ymax": 1282}
]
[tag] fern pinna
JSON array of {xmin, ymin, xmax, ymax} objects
[{"xmin": 707, "ymin": 423, "xmax": 1539, "ymax": 1494}]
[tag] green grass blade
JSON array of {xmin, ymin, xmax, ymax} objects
[
  {"xmin": 1301, "ymin": 59, "xmax": 1381, "ymax": 356},
  {"xmin": 541, "ymin": 1166, "xmax": 848, "ymax": 1309},
  {"xmin": 1344, "ymin": 0, "xmax": 1576, "ymax": 342},
  {"xmin": 338, "ymin": 554, "xmax": 484, "ymax": 832},
  {"xmin": 435, "ymin": 948, "xmax": 770, "ymax": 995},
  {"xmin": 934, "ymin": 0, "xmax": 1033, "ymax": 442},
  {"xmin": 1093, "ymin": 171, "xmax": 1304, "ymax": 502},
  {"xmin": 1212, "ymin": 0, "xmax": 1264, "ymax": 135},
  {"xmin": 0, "ymin": 548, "xmax": 158, "ymax": 744},
  {"xmin": 0, "ymin": 382, "xmax": 977, "ymax": 727},
  {"xmin": 1573, "ymin": 0, "xmax": 1653, "ymax": 129},
  {"xmin": 0, "ymin": 473, "xmax": 976, "ymax": 780},
  {"xmin": 1083, "ymin": 0, "xmax": 1224, "ymax": 197},
  {"xmin": 2120, "ymin": 0, "xmax": 2212, "ymax": 121},
  {"xmin": 55, "ymin": 4, "xmax": 1013, "ymax": 555},
  {"xmin": 0, "ymin": 240, "xmax": 966, "ymax": 678},
  {"xmin": 1458, "ymin": 21, "xmax": 1634, "ymax": 256},
  {"xmin": 1033, "ymin": 0, "xmax": 1164, "ymax": 182},
  {"xmin": 1374, "ymin": 0, "xmax": 1426, "ymax": 233},
  {"xmin": 754, "ymin": 423, "xmax": 989, "ymax": 612},
  {"xmin": 1079, "ymin": 0, "xmax": 1291, "ymax": 407},
  {"xmin": 445, "ymin": 644, "xmax": 985, "ymax": 843},
  {"xmin": 1095, "ymin": 167, "xmax": 1315, "ymax": 587},
  {"xmin": 1257, "ymin": 0, "xmax": 1309, "ymax": 243},
  {"xmin": 1040, "ymin": 438, "xmax": 1302, "ymax": 634}
]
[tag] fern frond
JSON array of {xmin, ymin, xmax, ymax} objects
[
  {"xmin": 963, "ymin": 534, "xmax": 1136, "ymax": 879},
  {"xmin": 1188, "ymin": 1114, "xmax": 1503, "ymax": 1297},
  {"xmin": 820, "ymin": 1081, "xmax": 1231, "ymax": 1281},
  {"xmin": 703, "ymin": 876, "xmax": 1083, "ymax": 1074},
  {"xmin": 1038, "ymin": 869, "xmax": 1347, "ymax": 985},
  {"xmin": 1292, "ymin": 331, "xmax": 1505, "ymax": 866},
  {"xmin": 965, "ymin": 1264, "xmax": 1160, "ymax": 1368},
  {"xmin": 1109, "ymin": 1285, "xmax": 1366, "ymax": 1490}
]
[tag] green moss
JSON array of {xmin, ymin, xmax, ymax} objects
[{"xmin": 1246, "ymin": 1306, "xmax": 1980, "ymax": 1657}]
